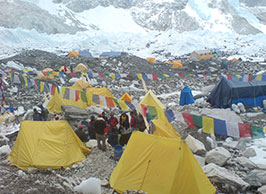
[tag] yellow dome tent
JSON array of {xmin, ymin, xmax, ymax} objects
[
  {"xmin": 74, "ymin": 63, "xmax": 89, "ymax": 72},
  {"xmin": 120, "ymin": 92, "xmax": 132, "ymax": 102},
  {"xmin": 139, "ymin": 90, "xmax": 180, "ymax": 139},
  {"xmin": 59, "ymin": 66, "xmax": 71, "ymax": 73},
  {"xmin": 72, "ymin": 79, "xmax": 91, "ymax": 91},
  {"xmin": 110, "ymin": 131, "xmax": 216, "ymax": 194},
  {"xmin": 169, "ymin": 60, "xmax": 183, "ymax": 68},
  {"xmin": 8, "ymin": 120, "xmax": 90, "ymax": 171},
  {"xmin": 67, "ymin": 51, "xmax": 81, "ymax": 57},
  {"xmin": 146, "ymin": 57, "xmax": 156, "ymax": 64},
  {"xmin": 36, "ymin": 68, "xmax": 55, "ymax": 79}
]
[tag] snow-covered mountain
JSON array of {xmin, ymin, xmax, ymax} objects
[{"xmin": 0, "ymin": 0, "xmax": 266, "ymax": 60}]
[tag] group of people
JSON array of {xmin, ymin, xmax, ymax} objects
[
  {"xmin": 32, "ymin": 105, "xmax": 49, "ymax": 121},
  {"xmin": 76, "ymin": 111, "xmax": 146, "ymax": 151}
]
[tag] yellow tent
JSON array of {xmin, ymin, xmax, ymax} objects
[
  {"xmin": 86, "ymin": 88, "xmax": 114, "ymax": 106},
  {"xmin": 74, "ymin": 63, "xmax": 89, "ymax": 72},
  {"xmin": 46, "ymin": 88, "xmax": 88, "ymax": 113},
  {"xmin": 59, "ymin": 66, "xmax": 71, "ymax": 73},
  {"xmin": 139, "ymin": 90, "xmax": 180, "ymax": 139},
  {"xmin": 67, "ymin": 51, "xmax": 81, "ymax": 57},
  {"xmin": 8, "ymin": 120, "xmax": 90, "ymax": 171},
  {"xmin": 72, "ymin": 80, "xmax": 91, "ymax": 90},
  {"xmin": 110, "ymin": 131, "xmax": 216, "ymax": 194},
  {"xmin": 37, "ymin": 68, "xmax": 55, "ymax": 79},
  {"xmin": 120, "ymin": 92, "xmax": 132, "ymax": 102},
  {"xmin": 169, "ymin": 60, "xmax": 183, "ymax": 68},
  {"xmin": 146, "ymin": 57, "xmax": 156, "ymax": 64},
  {"xmin": 190, "ymin": 50, "xmax": 212, "ymax": 61}
]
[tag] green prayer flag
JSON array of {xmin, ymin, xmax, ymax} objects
[
  {"xmin": 192, "ymin": 114, "xmax": 202, "ymax": 128},
  {"xmin": 80, "ymin": 91, "xmax": 87, "ymax": 103},
  {"xmin": 251, "ymin": 125, "xmax": 265, "ymax": 139}
]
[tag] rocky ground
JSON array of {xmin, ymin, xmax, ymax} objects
[{"xmin": 0, "ymin": 50, "xmax": 266, "ymax": 193}]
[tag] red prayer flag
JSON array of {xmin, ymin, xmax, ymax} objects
[
  {"xmin": 51, "ymin": 85, "xmax": 56, "ymax": 96},
  {"xmin": 182, "ymin": 112, "xmax": 195, "ymax": 128},
  {"xmin": 178, "ymin": 73, "xmax": 184, "ymax": 77},
  {"xmin": 99, "ymin": 73, "xmax": 104, "ymax": 77},
  {"xmin": 152, "ymin": 74, "xmax": 158, "ymax": 80},
  {"xmin": 227, "ymin": 74, "xmax": 232, "ymax": 80},
  {"xmin": 71, "ymin": 72, "xmax": 77, "ymax": 77},
  {"xmin": 75, "ymin": 91, "xmax": 80, "ymax": 101},
  {"xmin": 238, "ymin": 123, "xmax": 251, "ymax": 137},
  {"xmin": 248, "ymin": 74, "xmax": 253, "ymax": 82},
  {"xmin": 106, "ymin": 97, "xmax": 115, "ymax": 107}
]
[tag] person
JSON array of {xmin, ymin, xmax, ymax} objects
[
  {"xmin": 75, "ymin": 125, "xmax": 88, "ymax": 142},
  {"xmin": 119, "ymin": 112, "xmax": 131, "ymax": 146},
  {"xmin": 39, "ymin": 104, "xmax": 49, "ymax": 121},
  {"xmin": 33, "ymin": 108, "xmax": 42, "ymax": 121},
  {"xmin": 87, "ymin": 115, "xmax": 96, "ymax": 139},
  {"xmin": 107, "ymin": 127, "xmax": 118, "ymax": 147},
  {"xmin": 109, "ymin": 113, "xmax": 118, "ymax": 132},
  {"xmin": 101, "ymin": 112, "xmax": 108, "ymax": 123},
  {"xmin": 94, "ymin": 114, "xmax": 107, "ymax": 151},
  {"xmin": 54, "ymin": 114, "xmax": 60, "ymax": 120},
  {"xmin": 136, "ymin": 113, "xmax": 146, "ymax": 132},
  {"xmin": 129, "ymin": 111, "xmax": 137, "ymax": 131}
]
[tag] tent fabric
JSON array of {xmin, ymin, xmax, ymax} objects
[
  {"xmin": 79, "ymin": 51, "xmax": 92, "ymax": 57},
  {"xmin": 151, "ymin": 119, "xmax": 180, "ymax": 139},
  {"xmin": 59, "ymin": 66, "xmax": 71, "ymax": 73},
  {"xmin": 8, "ymin": 120, "xmax": 90, "ymax": 171},
  {"xmin": 110, "ymin": 131, "xmax": 216, "ymax": 194},
  {"xmin": 169, "ymin": 60, "xmax": 183, "ymax": 68},
  {"xmin": 74, "ymin": 63, "xmax": 89, "ymax": 72},
  {"xmin": 179, "ymin": 86, "xmax": 194, "ymax": 106},
  {"xmin": 67, "ymin": 51, "xmax": 81, "ymax": 57},
  {"xmin": 207, "ymin": 77, "xmax": 266, "ymax": 108},
  {"xmin": 36, "ymin": 72, "xmax": 54, "ymax": 80},
  {"xmin": 100, "ymin": 52, "xmax": 122, "ymax": 57},
  {"xmin": 146, "ymin": 57, "xmax": 156, "ymax": 64},
  {"xmin": 190, "ymin": 50, "xmax": 212, "ymax": 61},
  {"xmin": 120, "ymin": 92, "xmax": 132, "ymax": 102},
  {"xmin": 72, "ymin": 80, "xmax": 91, "ymax": 90},
  {"xmin": 46, "ymin": 88, "xmax": 87, "ymax": 113}
]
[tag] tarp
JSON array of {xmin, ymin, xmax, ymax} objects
[
  {"xmin": 74, "ymin": 63, "xmax": 88, "ymax": 72},
  {"xmin": 59, "ymin": 66, "xmax": 71, "ymax": 73},
  {"xmin": 67, "ymin": 51, "xmax": 81, "ymax": 57},
  {"xmin": 8, "ymin": 120, "xmax": 90, "ymax": 171},
  {"xmin": 120, "ymin": 92, "xmax": 132, "ymax": 102},
  {"xmin": 179, "ymin": 86, "xmax": 194, "ymax": 106},
  {"xmin": 46, "ymin": 88, "xmax": 87, "ymax": 113},
  {"xmin": 79, "ymin": 51, "xmax": 92, "ymax": 57},
  {"xmin": 110, "ymin": 131, "xmax": 216, "ymax": 194},
  {"xmin": 100, "ymin": 52, "xmax": 122, "ymax": 57},
  {"xmin": 146, "ymin": 57, "xmax": 156, "ymax": 64},
  {"xmin": 72, "ymin": 80, "xmax": 91, "ymax": 90},
  {"xmin": 207, "ymin": 77, "xmax": 266, "ymax": 108}
]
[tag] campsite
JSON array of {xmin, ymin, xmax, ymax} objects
[{"xmin": 0, "ymin": 49, "xmax": 265, "ymax": 194}]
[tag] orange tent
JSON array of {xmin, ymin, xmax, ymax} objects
[
  {"xmin": 169, "ymin": 60, "xmax": 183, "ymax": 68},
  {"xmin": 67, "ymin": 51, "xmax": 81, "ymax": 57},
  {"xmin": 146, "ymin": 57, "xmax": 156, "ymax": 64},
  {"xmin": 120, "ymin": 92, "xmax": 132, "ymax": 102},
  {"xmin": 231, "ymin": 58, "xmax": 239, "ymax": 62}
]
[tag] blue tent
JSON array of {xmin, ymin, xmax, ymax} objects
[
  {"xmin": 100, "ymin": 52, "xmax": 122, "ymax": 57},
  {"xmin": 207, "ymin": 77, "xmax": 266, "ymax": 108},
  {"xmin": 79, "ymin": 51, "xmax": 92, "ymax": 57},
  {"xmin": 179, "ymin": 86, "xmax": 194, "ymax": 106}
]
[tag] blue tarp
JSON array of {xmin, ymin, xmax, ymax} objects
[
  {"xmin": 179, "ymin": 86, "xmax": 194, "ymax": 106},
  {"xmin": 100, "ymin": 52, "xmax": 122, "ymax": 57},
  {"xmin": 207, "ymin": 77, "xmax": 266, "ymax": 108},
  {"xmin": 79, "ymin": 51, "xmax": 92, "ymax": 57}
]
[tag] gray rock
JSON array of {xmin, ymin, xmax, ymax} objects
[
  {"xmin": 203, "ymin": 163, "xmax": 249, "ymax": 191},
  {"xmin": 243, "ymin": 147, "xmax": 257, "ymax": 158},
  {"xmin": 205, "ymin": 147, "xmax": 231, "ymax": 166},
  {"xmin": 194, "ymin": 155, "xmax": 205, "ymax": 166},
  {"xmin": 236, "ymin": 138, "xmax": 246, "ymax": 151},
  {"xmin": 185, "ymin": 135, "xmax": 206, "ymax": 155},
  {"xmin": 258, "ymin": 185, "xmax": 266, "ymax": 194},
  {"xmin": 236, "ymin": 156, "xmax": 257, "ymax": 169},
  {"xmin": 62, "ymin": 105, "xmax": 89, "ymax": 120},
  {"xmin": 25, "ymin": 188, "xmax": 39, "ymax": 194},
  {"xmin": 0, "ymin": 138, "xmax": 8, "ymax": 147},
  {"xmin": 244, "ymin": 170, "xmax": 266, "ymax": 187},
  {"xmin": 27, "ymin": 167, "xmax": 38, "ymax": 174}
]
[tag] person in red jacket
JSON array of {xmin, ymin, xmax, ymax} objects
[
  {"xmin": 109, "ymin": 113, "xmax": 118, "ymax": 131},
  {"xmin": 130, "ymin": 111, "xmax": 137, "ymax": 131}
]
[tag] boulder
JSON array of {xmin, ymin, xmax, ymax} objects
[
  {"xmin": 194, "ymin": 155, "xmax": 205, "ymax": 166},
  {"xmin": 244, "ymin": 170, "xmax": 266, "ymax": 187},
  {"xmin": 185, "ymin": 135, "xmax": 206, "ymax": 155},
  {"xmin": 61, "ymin": 105, "xmax": 88, "ymax": 119},
  {"xmin": 0, "ymin": 145, "xmax": 11, "ymax": 155},
  {"xmin": 243, "ymin": 148, "xmax": 256, "ymax": 158},
  {"xmin": 205, "ymin": 147, "xmax": 231, "ymax": 166},
  {"xmin": 236, "ymin": 156, "xmax": 257, "ymax": 169},
  {"xmin": 258, "ymin": 185, "xmax": 266, "ymax": 194},
  {"xmin": 203, "ymin": 163, "xmax": 249, "ymax": 191},
  {"xmin": 236, "ymin": 138, "xmax": 246, "ymax": 151},
  {"xmin": 0, "ymin": 138, "xmax": 8, "ymax": 147}
]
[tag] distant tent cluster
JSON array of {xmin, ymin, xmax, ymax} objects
[
  {"xmin": 66, "ymin": 51, "xmax": 125, "ymax": 57},
  {"xmin": 190, "ymin": 50, "xmax": 212, "ymax": 61}
]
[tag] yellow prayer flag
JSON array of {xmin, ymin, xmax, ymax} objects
[
  {"xmin": 24, "ymin": 77, "xmax": 28, "ymax": 87},
  {"xmin": 9, "ymin": 73, "xmax": 12, "ymax": 82},
  {"xmin": 40, "ymin": 81, "xmax": 44, "ymax": 92},
  {"xmin": 110, "ymin": 73, "xmax": 116, "ymax": 79},
  {"xmin": 163, "ymin": 74, "xmax": 169, "ymax": 77},
  {"xmin": 118, "ymin": 100, "xmax": 129, "ymax": 111},
  {"xmin": 256, "ymin": 74, "xmax": 262, "ymax": 81},
  {"xmin": 202, "ymin": 116, "xmax": 214, "ymax": 134},
  {"xmin": 136, "ymin": 74, "xmax": 142, "ymax": 80}
]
